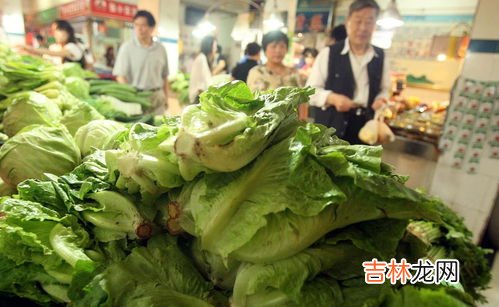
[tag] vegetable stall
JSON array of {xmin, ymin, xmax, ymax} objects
[{"xmin": 0, "ymin": 46, "xmax": 492, "ymax": 306}]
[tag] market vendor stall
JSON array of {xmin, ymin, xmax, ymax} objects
[{"xmin": 23, "ymin": 0, "xmax": 137, "ymax": 77}]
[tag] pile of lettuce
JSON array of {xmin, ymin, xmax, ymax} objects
[
  {"xmin": 0, "ymin": 80, "xmax": 491, "ymax": 306},
  {"xmin": 0, "ymin": 45, "xmax": 155, "ymax": 144}
]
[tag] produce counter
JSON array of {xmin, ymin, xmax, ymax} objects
[{"xmin": 382, "ymin": 136, "xmax": 439, "ymax": 190}]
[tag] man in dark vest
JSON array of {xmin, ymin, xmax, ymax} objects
[{"xmin": 307, "ymin": 0, "xmax": 390, "ymax": 144}]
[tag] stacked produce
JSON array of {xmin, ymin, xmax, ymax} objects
[
  {"xmin": 169, "ymin": 72, "xmax": 190, "ymax": 105},
  {"xmin": 88, "ymin": 79, "xmax": 154, "ymax": 122},
  {"xmin": 89, "ymin": 79, "xmax": 152, "ymax": 109},
  {"xmin": 0, "ymin": 80, "xmax": 491, "ymax": 306},
  {"xmin": 0, "ymin": 45, "xmax": 155, "ymax": 137}
]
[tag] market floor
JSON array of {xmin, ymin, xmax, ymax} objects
[
  {"xmin": 166, "ymin": 96, "xmax": 183, "ymax": 116},
  {"xmin": 482, "ymin": 253, "xmax": 499, "ymax": 306}
]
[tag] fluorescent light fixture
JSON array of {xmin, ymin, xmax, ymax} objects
[
  {"xmin": 193, "ymin": 19, "xmax": 216, "ymax": 38},
  {"xmin": 264, "ymin": 13, "xmax": 284, "ymax": 30},
  {"xmin": 2, "ymin": 13, "xmax": 24, "ymax": 34},
  {"xmin": 436, "ymin": 53, "xmax": 447, "ymax": 61},
  {"xmin": 376, "ymin": 0, "xmax": 404, "ymax": 30}
]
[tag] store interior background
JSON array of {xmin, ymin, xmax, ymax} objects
[{"xmin": 1, "ymin": 0, "xmax": 499, "ymax": 304}]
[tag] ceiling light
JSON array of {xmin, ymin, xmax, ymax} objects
[
  {"xmin": 192, "ymin": 19, "xmax": 216, "ymax": 38},
  {"xmin": 376, "ymin": 0, "xmax": 404, "ymax": 30},
  {"xmin": 264, "ymin": 13, "xmax": 284, "ymax": 30}
]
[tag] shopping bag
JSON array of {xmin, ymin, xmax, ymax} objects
[{"xmin": 358, "ymin": 106, "xmax": 395, "ymax": 145}]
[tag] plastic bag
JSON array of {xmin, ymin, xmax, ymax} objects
[
  {"xmin": 358, "ymin": 106, "xmax": 395, "ymax": 145},
  {"xmin": 359, "ymin": 119, "xmax": 379, "ymax": 145},
  {"xmin": 378, "ymin": 120, "xmax": 395, "ymax": 143}
]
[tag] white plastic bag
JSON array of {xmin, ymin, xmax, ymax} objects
[
  {"xmin": 358, "ymin": 106, "xmax": 395, "ymax": 145},
  {"xmin": 359, "ymin": 119, "xmax": 379, "ymax": 145},
  {"xmin": 378, "ymin": 120, "xmax": 395, "ymax": 144}
]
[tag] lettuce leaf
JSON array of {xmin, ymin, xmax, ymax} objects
[
  {"xmin": 177, "ymin": 124, "xmax": 440, "ymax": 263},
  {"xmin": 174, "ymin": 81, "xmax": 314, "ymax": 180},
  {"xmin": 76, "ymin": 235, "xmax": 217, "ymax": 307}
]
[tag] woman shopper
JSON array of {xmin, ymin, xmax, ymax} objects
[
  {"xmin": 247, "ymin": 31, "xmax": 305, "ymax": 119},
  {"xmin": 188, "ymin": 35, "xmax": 217, "ymax": 103},
  {"xmin": 247, "ymin": 30, "xmax": 302, "ymax": 91},
  {"xmin": 22, "ymin": 20, "xmax": 84, "ymax": 67}
]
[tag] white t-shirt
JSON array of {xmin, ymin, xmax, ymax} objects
[
  {"xmin": 44, "ymin": 43, "xmax": 83, "ymax": 66},
  {"xmin": 188, "ymin": 53, "xmax": 212, "ymax": 103},
  {"xmin": 112, "ymin": 36, "xmax": 169, "ymax": 90}
]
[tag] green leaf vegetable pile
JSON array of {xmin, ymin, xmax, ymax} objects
[
  {"xmin": 0, "ymin": 45, "xmax": 491, "ymax": 306},
  {"xmin": 0, "ymin": 44, "xmax": 155, "ymax": 136}
]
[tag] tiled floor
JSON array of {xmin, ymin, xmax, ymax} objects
[{"xmin": 482, "ymin": 253, "xmax": 499, "ymax": 306}]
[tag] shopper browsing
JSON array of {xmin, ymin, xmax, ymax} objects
[
  {"xmin": 21, "ymin": 20, "xmax": 84, "ymax": 67},
  {"xmin": 212, "ymin": 44, "xmax": 228, "ymax": 75},
  {"xmin": 113, "ymin": 10, "xmax": 169, "ymax": 115},
  {"xmin": 246, "ymin": 31, "xmax": 302, "ymax": 92},
  {"xmin": 189, "ymin": 35, "xmax": 217, "ymax": 103},
  {"xmin": 307, "ymin": 0, "xmax": 390, "ymax": 144},
  {"xmin": 231, "ymin": 42, "xmax": 261, "ymax": 83},
  {"xmin": 327, "ymin": 24, "xmax": 347, "ymax": 46}
]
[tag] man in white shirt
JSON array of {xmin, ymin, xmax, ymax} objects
[
  {"xmin": 113, "ymin": 10, "xmax": 169, "ymax": 115},
  {"xmin": 307, "ymin": 0, "xmax": 390, "ymax": 144}
]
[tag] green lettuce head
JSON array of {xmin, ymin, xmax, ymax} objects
[
  {"xmin": 64, "ymin": 76, "xmax": 90, "ymax": 100},
  {"xmin": 2, "ymin": 91, "xmax": 62, "ymax": 137},
  {"xmin": 174, "ymin": 81, "xmax": 314, "ymax": 180},
  {"xmin": 61, "ymin": 101, "xmax": 105, "ymax": 136},
  {"xmin": 0, "ymin": 125, "xmax": 81, "ymax": 186},
  {"xmin": 75, "ymin": 119, "xmax": 126, "ymax": 157}
]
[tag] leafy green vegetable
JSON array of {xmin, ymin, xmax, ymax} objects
[
  {"xmin": 382, "ymin": 286, "xmax": 469, "ymax": 307},
  {"xmin": 0, "ymin": 61, "xmax": 490, "ymax": 307},
  {"xmin": 169, "ymin": 73, "xmax": 190, "ymax": 105},
  {"xmin": 174, "ymin": 81, "xmax": 314, "ymax": 180},
  {"xmin": 35, "ymin": 80, "xmax": 80, "ymax": 112},
  {"xmin": 177, "ymin": 124, "xmax": 439, "ymax": 263},
  {"xmin": 231, "ymin": 217, "xmax": 409, "ymax": 307},
  {"xmin": 0, "ymin": 56, "xmax": 63, "ymax": 95},
  {"xmin": 232, "ymin": 243, "xmax": 361, "ymax": 307},
  {"xmin": 75, "ymin": 120, "xmax": 125, "ymax": 157},
  {"xmin": 0, "ymin": 254, "xmax": 61, "ymax": 303},
  {"xmin": 17, "ymin": 150, "xmax": 110, "ymax": 214},
  {"xmin": 76, "ymin": 235, "xmax": 216, "ymax": 307},
  {"xmin": 81, "ymin": 191, "xmax": 152, "ymax": 242},
  {"xmin": 403, "ymin": 199, "xmax": 492, "ymax": 302},
  {"xmin": 88, "ymin": 95, "xmax": 143, "ymax": 120},
  {"xmin": 64, "ymin": 76, "xmax": 90, "ymax": 100},
  {"xmin": 62, "ymin": 63, "xmax": 97, "ymax": 79},
  {"xmin": 190, "ymin": 238, "xmax": 241, "ymax": 290},
  {"xmin": 61, "ymin": 101, "xmax": 105, "ymax": 135},
  {"xmin": 106, "ymin": 122, "xmax": 184, "ymax": 202},
  {"xmin": 2, "ymin": 91, "xmax": 62, "ymax": 136},
  {"xmin": 89, "ymin": 79, "xmax": 151, "ymax": 109},
  {"xmin": 87, "ymin": 95, "xmax": 129, "ymax": 119},
  {"xmin": 0, "ymin": 198, "xmax": 96, "ymax": 303},
  {"xmin": 0, "ymin": 125, "xmax": 80, "ymax": 186}
]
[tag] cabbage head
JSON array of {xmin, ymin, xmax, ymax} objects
[
  {"xmin": 75, "ymin": 119, "xmax": 125, "ymax": 157},
  {"xmin": 61, "ymin": 101, "xmax": 105, "ymax": 135},
  {"xmin": 0, "ymin": 125, "xmax": 81, "ymax": 186},
  {"xmin": 2, "ymin": 91, "xmax": 62, "ymax": 137},
  {"xmin": 62, "ymin": 62, "xmax": 97, "ymax": 79},
  {"xmin": 64, "ymin": 76, "xmax": 90, "ymax": 99}
]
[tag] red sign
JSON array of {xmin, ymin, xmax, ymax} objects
[
  {"xmin": 90, "ymin": 0, "xmax": 138, "ymax": 21},
  {"xmin": 59, "ymin": 0, "xmax": 89, "ymax": 20}
]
